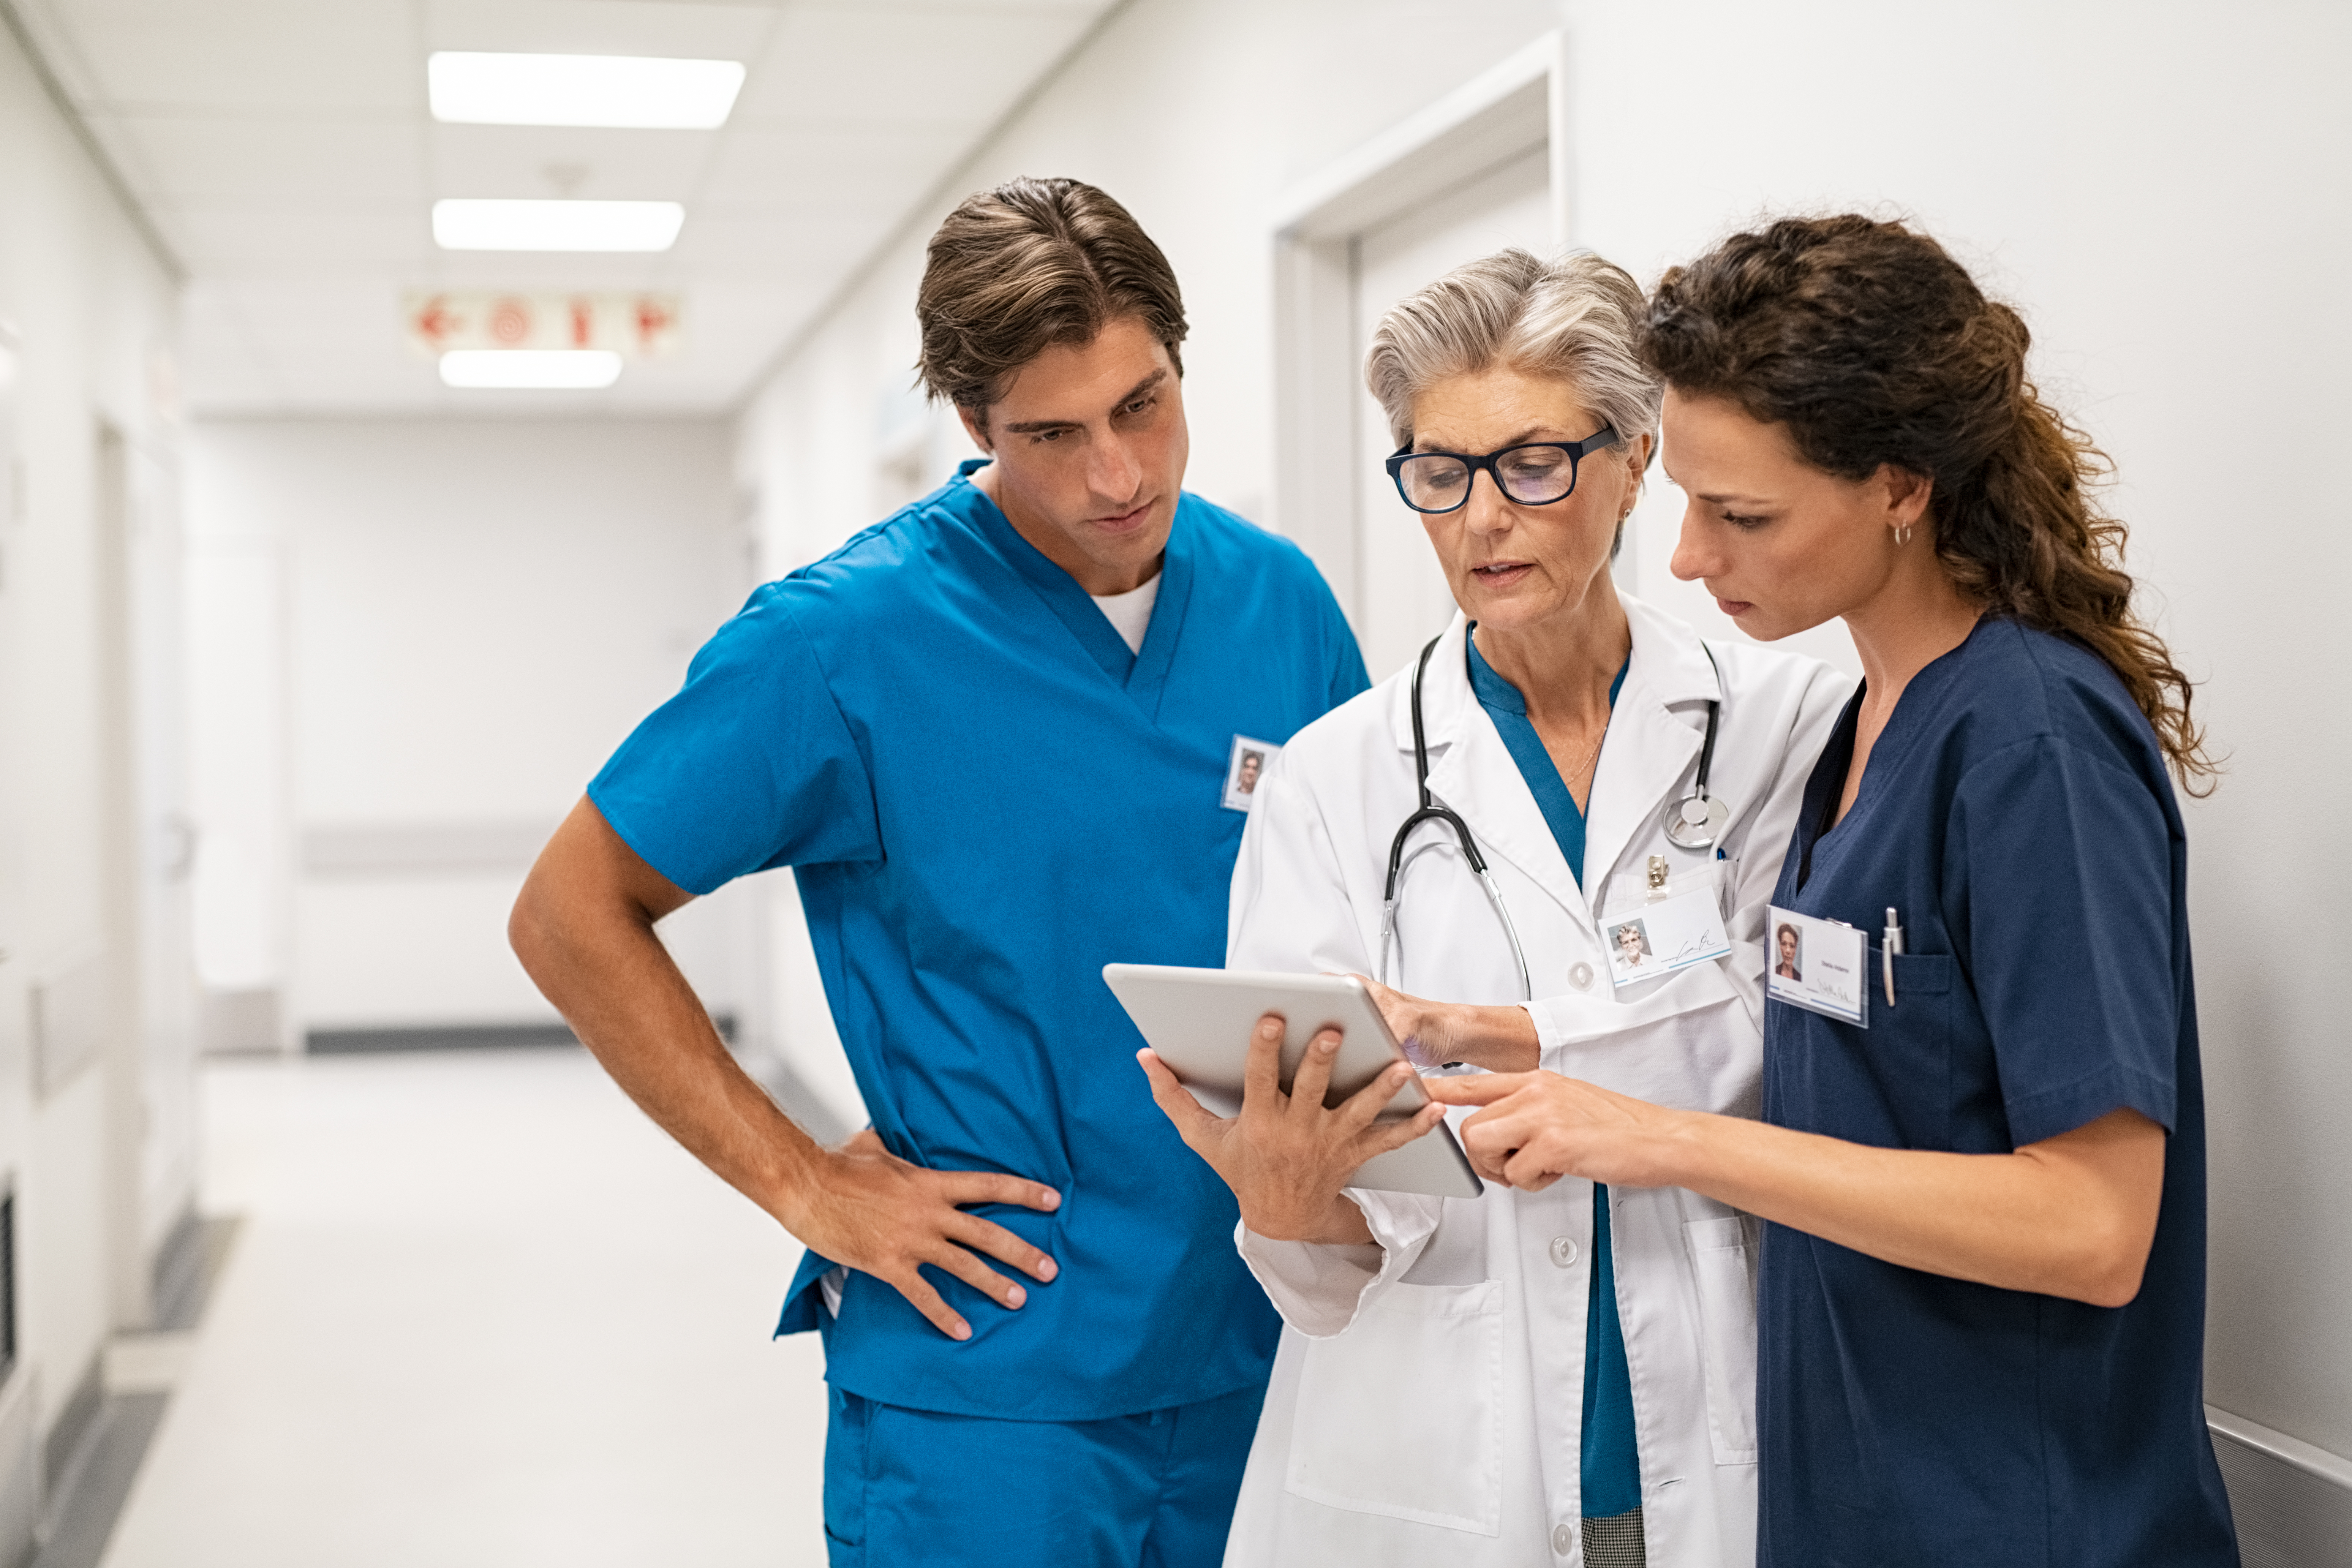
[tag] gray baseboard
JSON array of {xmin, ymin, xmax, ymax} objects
[
  {"xmin": 307, "ymin": 1015, "xmax": 735, "ymax": 1054},
  {"xmin": 2210, "ymin": 1406, "xmax": 2352, "ymax": 1568},
  {"xmin": 27, "ymin": 1214, "xmax": 241, "ymax": 1568},
  {"xmin": 152, "ymin": 1213, "xmax": 241, "ymax": 1335},
  {"xmin": 28, "ymin": 1397, "xmax": 163, "ymax": 1568}
]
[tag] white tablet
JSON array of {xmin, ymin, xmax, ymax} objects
[{"xmin": 1102, "ymin": 964, "xmax": 1484, "ymax": 1200}]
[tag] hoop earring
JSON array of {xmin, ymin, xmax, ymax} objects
[{"xmin": 1893, "ymin": 524, "xmax": 1913, "ymax": 547}]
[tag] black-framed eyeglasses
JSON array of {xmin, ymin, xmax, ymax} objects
[{"xmin": 1385, "ymin": 427, "xmax": 1622, "ymax": 514}]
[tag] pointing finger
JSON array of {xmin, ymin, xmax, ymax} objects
[{"xmin": 1420, "ymin": 1072, "xmax": 1535, "ymax": 1107}]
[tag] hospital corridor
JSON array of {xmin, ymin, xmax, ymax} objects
[{"xmin": 0, "ymin": 1, "xmax": 2346, "ymax": 1565}]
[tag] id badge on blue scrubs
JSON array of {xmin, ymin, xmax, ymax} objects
[{"xmin": 1765, "ymin": 905, "xmax": 1868, "ymax": 1027}]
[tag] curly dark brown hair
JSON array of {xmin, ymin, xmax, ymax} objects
[
  {"xmin": 916, "ymin": 177, "xmax": 1186, "ymax": 420},
  {"xmin": 1641, "ymin": 213, "xmax": 2213, "ymax": 792}
]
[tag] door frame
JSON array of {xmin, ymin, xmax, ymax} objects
[{"xmin": 1270, "ymin": 32, "xmax": 1573, "ymax": 626}]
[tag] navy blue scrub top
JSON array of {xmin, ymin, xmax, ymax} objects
[
  {"xmin": 590, "ymin": 461, "xmax": 1369, "ymax": 1421},
  {"xmin": 1760, "ymin": 617, "xmax": 2236, "ymax": 1566},
  {"xmin": 1465, "ymin": 632, "xmax": 1641, "ymax": 1522}
]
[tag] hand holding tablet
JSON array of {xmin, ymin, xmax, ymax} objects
[{"xmin": 1108, "ymin": 965, "xmax": 1484, "ymax": 1206}]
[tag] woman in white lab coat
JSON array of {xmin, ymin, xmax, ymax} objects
[{"xmin": 1140, "ymin": 250, "xmax": 1850, "ymax": 1567}]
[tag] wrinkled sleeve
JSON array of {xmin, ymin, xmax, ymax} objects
[
  {"xmin": 588, "ymin": 582, "xmax": 882, "ymax": 895},
  {"xmin": 1521, "ymin": 658, "xmax": 1853, "ymax": 1113},
  {"xmin": 1949, "ymin": 735, "xmax": 2179, "ymax": 1144},
  {"xmin": 1236, "ymin": 1186, "xmax": 1445, "ymax": 1338}
]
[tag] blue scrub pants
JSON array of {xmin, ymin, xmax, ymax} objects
[{"xmin": 821, "ymin": 1381, "xmax": 1266, "ymax": 1567}]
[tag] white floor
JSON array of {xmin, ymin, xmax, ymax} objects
[{"xmin": 101, "ymin": 1048, "xmax": 831, "ymax": 1568}]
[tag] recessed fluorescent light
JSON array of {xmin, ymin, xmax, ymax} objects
[
  {"xmin": 428, "ymin": 52, "xmax": 745, "ymax": 129},
  {"xmin": 432, "ymin": 198, "xmax": 684, "ymax": 252},
  {"xmin": 439, "ymin": 350, "xmax": 623, "ymax": 390}
]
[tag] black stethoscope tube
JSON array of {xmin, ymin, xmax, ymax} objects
[{"xmin": 1377, "ymin": 632, "xmax": 1731, "ymax": 999}]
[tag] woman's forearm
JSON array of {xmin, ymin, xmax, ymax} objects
[
  {"xmin": 1378, "ymin": 993, "xmax": 1540, "ymax": 1072},
  {"xmin": 1659, "ymin": 1106, "xmax": 2165, "ymax": 1306}
]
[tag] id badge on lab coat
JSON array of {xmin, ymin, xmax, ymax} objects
[
  {"xmin": 1765, "ymin": 905, "xmax": 1868, "ymax": 1027},
  {"xmin": 1601, "ymin": 880, "xmax": 1733, "ymax": 989}
]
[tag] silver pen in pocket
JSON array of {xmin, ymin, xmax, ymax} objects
[{"xmin": 1883, "ymin": 908, "xmax": 1904, "ymax": 1006}]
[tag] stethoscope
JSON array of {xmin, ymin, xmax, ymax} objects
[{"xmin": 1376, "ymin": 633, "xmax": 1729, "ymax": 1001}]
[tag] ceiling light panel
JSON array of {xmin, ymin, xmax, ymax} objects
[
  {"xmin": 432, "ymin": 199, "xmax": 684, "ymax": 252},
  {"xmin": 428, "ymin": 52, "xmax": 745, "ymax": 129},
  {"xmin": 439, "ymin": 350, "xmax": 623, "ymax": 389}
]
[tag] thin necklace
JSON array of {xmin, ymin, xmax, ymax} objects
[{"xmin": 1558, "ymin": 722, "xmax": 1606, "ymax": 792}]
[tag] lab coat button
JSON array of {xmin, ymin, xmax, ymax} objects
[
  {"xmin": 1569, "ymin": 961, "xmax": 1594, "ymax": 991},
  {"xmin": 1553, "ymin": 1522, "xmax": 1575, "ymax": 1555},
  {"xmin": 1549, "ymin": 1235, "xmax": 1578, "ymax": 1268}
]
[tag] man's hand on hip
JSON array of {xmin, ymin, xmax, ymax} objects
[
  {"xmin": 512, "ymin": 799, "xmax": 1063, "ymax": 1345},
  {"xmin": 790, "ymin": 1130, "xmax": 1062, "ymax": 1342}
]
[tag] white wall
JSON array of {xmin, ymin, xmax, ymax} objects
[
  {"xmin": 184, "ymin": 418, "xmax": 756, "ymax": 1041},
  {"xmin": 0, "ymin": 7, "xmax": 190, "ymax": 1549},
  {"xmin": 736, "ymin": 0, "xmax": 2352, "ymax": 1471}
]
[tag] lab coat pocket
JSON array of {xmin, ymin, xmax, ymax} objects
[
  {"xmin": 1683, "ymin": 1216, "xmax": 1760, "ymax": 1465},
  {"xmin": 1284, "ymin": 1279, "xmax": 1503, "ymax": 1535}
]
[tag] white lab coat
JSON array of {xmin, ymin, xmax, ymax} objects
[{"xmin": 1222, "ymin": 596, "xmax": 1853, "ymax": 1568}]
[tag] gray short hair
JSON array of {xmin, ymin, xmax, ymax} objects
[{"xmin": 1364, "ymin": 248, "xmax": 1661, "ymax": 451}]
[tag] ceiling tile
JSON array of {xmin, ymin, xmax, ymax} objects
[
  {"xmin": 735, "ymin": 5, "xmax": 1097, "ymax": 130},
  {"xmin": 664, "ymin": 210, "xmax": 896, "ymax": 279},
  {"xmin": 103, "ymin": 115, "xmax": 420, "ymax": 205},
  {"xmin": 420, "ymin": 0, "xmax": 781, "ymax": 63},
  {"xmin": 427, "ymin": 123, "xmax": 717, "ymax": 201},
  {"xmin": 33, "ymin": 0, "xmax": 1127, "ymax": 411},
  {"xmin": 55, "ymin": 0, "xmax": 418, "ymax": 113},
  {"xmin": 697, "ymin": 123, "xmax": 965, "ymax": 214},
  {"xmin": 163, "ymin": 208, "xmax": 432, "ymax": 269}
]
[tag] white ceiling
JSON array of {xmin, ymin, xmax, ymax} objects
[{"xmin": 13, "ymin": 0, "xmax": 1122, "ymax": 414}]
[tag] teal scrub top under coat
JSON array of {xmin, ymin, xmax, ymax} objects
[
  {"xmin": 1464, "ymin": 629, "xmax": 1640, "ymax": 1521},
  {"xmin": 589, "ymin": 461, "xmax": 1369, "ymax": 1421}
]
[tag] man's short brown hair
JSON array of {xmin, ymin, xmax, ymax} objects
[{"xmin": 916, "ymin": 177, "xmax": 1187, "ymax": 417}]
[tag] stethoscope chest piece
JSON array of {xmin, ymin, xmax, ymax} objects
[
  {"xmin": 1662, "ymin": 791, "xmax": 1729, "ymax": 850},
  {"xmin": 1658, "ymin": 648, "xmax": 1731, "ymax": 850}
]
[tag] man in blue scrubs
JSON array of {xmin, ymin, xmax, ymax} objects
[{"xmin": 511, "ymin": 177, "xmax": 1367, "ymax": 1565}]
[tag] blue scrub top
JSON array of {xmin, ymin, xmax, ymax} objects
[
  {"xmin": 590, "ymin": 461, "xmax": 1369, "ymax": 1421},
  {"xmin": 1760, "ymin": 617, "xmax": 2236, "ymax": 1566},
  {"xmin": 1465, "ymin": 632, "xmax": 1641, "ymax": 1521}
]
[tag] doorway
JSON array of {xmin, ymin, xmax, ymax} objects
[
  {"xmin": 1272, "ymin": 34, "xmax": 1575, "ymax": 682},
  {"xmin": 1348, "ymin": 146, "xmax": 1553, "ymax": 681}
]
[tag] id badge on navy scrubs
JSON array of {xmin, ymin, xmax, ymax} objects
[
  {"xmin": 1603, "ymin": 864, "xmax": 1734, "ymax": 990},
  {"xmin": 1765, "ymin": 905, "xmax": 1868, "ymax": 1027}
]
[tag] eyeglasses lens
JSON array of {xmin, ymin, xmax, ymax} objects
[
  {"xmin": 1396, "ymin": 455, "xmax": 1469, "ymax": 512},
  {"xmin": 1495, "ymin": 447, "xmax": 1574, "ymax": 503}
]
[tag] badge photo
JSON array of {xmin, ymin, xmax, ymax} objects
[
  {"xmin": 1766, "ymin": 905, "xmax": 1869, "ymax": 1027},
  {"xmin": 1603, "ymin": 887, "xmax": 1732, "ymax": 988},
  {"xmin": 1222, "ymin": 735, "xmax": 1279, "ymax": 812}
]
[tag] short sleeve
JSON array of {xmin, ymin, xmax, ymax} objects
[
  {"xmin": 1948, "ymin": 734, "xmax": 2178, "ymax": 1145},
  {"xmin": 588, "ymin": 582, "xmax": 882, "ymax": 895}
]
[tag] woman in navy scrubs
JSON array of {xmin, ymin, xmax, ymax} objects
[{"xmin": 1426, "ymin": 215, "xmax": 2240, "ymax": 1566}]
